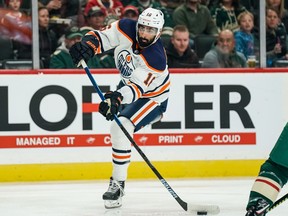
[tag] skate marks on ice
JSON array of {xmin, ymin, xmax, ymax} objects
[{"xmin": 0, "ymin": 178, "xmax": 287, "ymax": 216}]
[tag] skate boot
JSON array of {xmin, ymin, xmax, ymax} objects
[
  {"xmin": 245, "ymin": 199, "xmax": 270, "ymax": 216},
  {"xmin": 103, "ymin": 177, "xmax": 125, "ymax": 209}
]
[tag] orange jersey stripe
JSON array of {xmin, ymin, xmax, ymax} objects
[
  {"xmin": 132, "ymin": 101, "xmax": 157, "ymax": 124},
  {"xmin": 143, "ymin": 81, "xmax": 170, "ymax": 97},
  {"xmin": 129, "ymin": 83, "xmax": 142, "ymax": 99}
]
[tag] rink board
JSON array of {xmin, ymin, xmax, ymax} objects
[{"xmin": 0, "ymin": 68, "xmax": 287, "ymax": 181}]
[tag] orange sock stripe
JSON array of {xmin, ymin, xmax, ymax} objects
[{"xmin": 112, "ymin": 153, "xmax": 131, "ymax": 159}]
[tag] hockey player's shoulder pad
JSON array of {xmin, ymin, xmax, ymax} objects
[
  {"xmin": 118, "ymin": 19, "xmax": 137, "ymax": 42},
  {"xmin": 142, "ymin": 40, "xmax": 167, "ymax": 71}
]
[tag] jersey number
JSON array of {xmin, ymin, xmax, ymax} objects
[{"xmin": 144, "ymin": 73, "xmax": 155, "ymax": 86}]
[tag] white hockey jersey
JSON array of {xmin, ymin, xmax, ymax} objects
[{"xmin": 86, "ymin": 18, "xmax": 170, "ymax": 111}]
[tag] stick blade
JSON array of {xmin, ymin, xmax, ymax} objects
[{"xmin": 187, "ymin": 204, "xmax": 220, "ymax": 215}]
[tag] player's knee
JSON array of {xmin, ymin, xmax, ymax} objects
[{"xmin": 110, "ymin": 117, "xmax": 135, "ymax": 148}]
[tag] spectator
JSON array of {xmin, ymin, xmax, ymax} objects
[
  {"xmin": 50, "ymin": 26, "xmax": 83, "ymax": 67},
  {"xmin": 79, "ymin": 26, "xmax": 94, "ymax": 35},
  {"xmin": 50, "ymin": 26, "xmax": 86, "ymax": 68},
  {"xmin": 203, "ymin": 0, "xmax": 218, "ymax": 10},
  {"xmin": 39, "ymin": 0, "xmax": 85, "ymax": 39},
  {"xmin": 60, "ymin": 0, "xmax": 85, "ymax": 27},
  {"xmin": 159, "ymin": 0, "xmax": 183, "ymax": 18},
  {"xmin": 166, "ymin": 25, "xmax": 200, "ymax": 68},
  {"xmin": 266, "ymin": 0, "xmax": 288, "ymax": 33},
  {"xmin": 103, "ymin": 13, "xmax": 119, "ymax": 26},
  {"xmin": 121, "ymin": 5, "xmax": 139, "ymax": 21},
  {"xmin": 130, "ymin": 0, "xmax": 174, "ymax": 28},
  {"xmin": 245, "ymin": 122, "xmax": 288, "ymax": 216},
  {"xmin": 85, "ymin": 6, "xmax": 106, "ymax": 30},
  {"xmin": 202, "ymin": 29, "xmax": 247, "ymax": 68},
  {"xmin": 265, "ymin": 7, "xmax": 287, "ymax": 67},
  {"xmin": 173, "ymin": 0, "xmax": 218, "ymax": 43},
  {"xmin": 38, "ymin": 6, "xmax": 58, "ymax": 67},
  {"xmin": 234, "ymin": 11, "xmax": 254, "ymax": 59},
  {"xmin": 120, "ymin": 0, "xmax": 133, "ymax": 7},
  {"xmin": 38, "ymin": 0, "xmax": 62, "ymax": 17},
  {"xmin": 17, "ymin": 6, "xmax": 58, "ymax": 68},
  {"xmin": 210, "ymin": 0, "xmax": 247, "ymax": 32},
  {"xmin": 17, "ymin": 0, "xmax": 31, "ymax": 14},
  {"xmin": 252, "ymin": 0, "xmax": 288, "ymax": 36},
  {"xmin": 50, "ymin": 26, "xmax": 115, "ymax": 68},
  {"xmin": 239, "ymin": 0, "xmax": 258, "ymax": 13},
  {"xmin": 1, "ymin": 0, "xmax": 32, "ymax": 45},
  {"xmin": 84, "ymin": 0, "xmax": 123, "ymax": 18}
]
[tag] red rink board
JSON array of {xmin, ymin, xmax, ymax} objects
[{"xmin": 0, "ymin": 132, "xmax": 256, "ymax": 148}]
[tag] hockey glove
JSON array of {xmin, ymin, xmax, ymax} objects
[
  {"xmin": 69, "ymin": 34, "xmax": 99, "ymax": 65},
  {"xmin": 99, "ymin": 91, "xmax": 123, "ymax": 121}
]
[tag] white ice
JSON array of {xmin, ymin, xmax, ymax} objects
[{"xmin": 0, "ymin": 178, "xmax": 286, "ymax": 216}]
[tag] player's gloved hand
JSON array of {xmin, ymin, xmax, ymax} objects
[
  {"xmin": 99, "ymin": 91, "xmax": 123, "ymax": 121},
  {"xmin": 69, "ymin": 34, "xmax": 99, "ymax": 65}
]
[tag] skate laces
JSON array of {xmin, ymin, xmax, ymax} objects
[
  {"xmin": 108, "ymin": 179, "xmax": 125, "ymax": 196},
  {"xmin": 255, "ymin": 199, "xmax": 270, "ymax": 215},
  {"xmin": 246, "ymin": 199, "xmax": 270, "ymax": 216}
]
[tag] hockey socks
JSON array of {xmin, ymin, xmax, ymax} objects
[{"xmin": 246, "ymin": 159, "xmax": 288, "ymax": 212}]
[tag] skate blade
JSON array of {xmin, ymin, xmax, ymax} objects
[
  {"xmin": 104, "ymin": 208, "xmax": 122, "ymax": 216},
  {"xmin": 104, "ymin": 198, "xmax": 122, "ymax": 209}
]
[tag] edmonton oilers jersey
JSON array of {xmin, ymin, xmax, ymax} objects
[{"xmin": 87, "ymin": 18, "xmax": 170, "ymax": 106}]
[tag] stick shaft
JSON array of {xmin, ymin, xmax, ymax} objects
[{"xmin": 266, "ymin": 193, "xmax": 288, "ymax": 213}]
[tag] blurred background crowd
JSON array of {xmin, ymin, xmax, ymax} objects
[{"xmin": 0, "ymin": 0, "xmax": 287, "ymax": 69}]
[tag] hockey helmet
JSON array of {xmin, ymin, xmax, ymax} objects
[{"xmin": 136, "ymin": 8, "xmax": 165, "ymax": 47}]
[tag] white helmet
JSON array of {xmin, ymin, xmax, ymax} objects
[{"xmin": 136, "ymin": 8, "xmax": 165, "ymax": 47}]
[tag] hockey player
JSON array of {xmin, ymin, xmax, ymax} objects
[
  {"xmin": 69, "ymin": 8, "xmax": 169, "ymax": 208},
  {"xmin": 245, "ymin": 122, "xmax": 288, "ymax": 215}
]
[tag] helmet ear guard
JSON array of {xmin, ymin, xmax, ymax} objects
[{"xmin": 136, "ymin": 8, "xmax": 165, "ymax": 47}]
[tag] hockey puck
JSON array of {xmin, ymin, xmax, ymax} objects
[{"xmin": 197, "ymin": 212, "xmax": 207, "ymax": 215}]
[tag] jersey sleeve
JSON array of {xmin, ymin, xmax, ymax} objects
[{"xmin": 85, "ymin": 20, "xmax": 121, "ymax": 53}]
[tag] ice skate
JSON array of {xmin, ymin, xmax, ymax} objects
[
  {"xmin": 245, "ymin": 199, "xmax": 269, "ymax": 216},
  {"xmin": 103, "ymin": 177, "xmax": 125, "ymax": 209}
]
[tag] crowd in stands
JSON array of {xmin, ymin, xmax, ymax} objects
[{"xmin": 0, "ymin": 0, "xmax": 288, "ymax": 68}]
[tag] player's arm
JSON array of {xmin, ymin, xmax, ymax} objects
[
  {"xmin": 69, "ymin": 21, "xmax": 121, "ymax": 65},
  {"xmin": 98, "ymin": 69, "xmax": 155, "ymax": 121}
]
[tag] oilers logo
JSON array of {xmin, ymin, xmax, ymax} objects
[{"xmin": 117, "ymin": 50, "xmax": 135, "ymax": 78}]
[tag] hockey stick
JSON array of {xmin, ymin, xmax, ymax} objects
[
  {"xmin": 80, "ymin": 59, "xmax": 220, "ymax": 215},
  {"xmin": 265, "ymin": 192, "xmax": 288, "ymax": 214}
]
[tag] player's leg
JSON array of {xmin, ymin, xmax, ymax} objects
[
  {"xmin": 102, "ymin": 117, "xmax": 133, "ymax": 209},
  {"xmin": 103, "ymin": 98, "xmax": 164, "ymax": 208},
  {"xmin": 245, "ymin": 123, "xmax": 288, "ymax": 215}
]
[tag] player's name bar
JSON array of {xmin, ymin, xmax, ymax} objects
[{"xmin": 0, "ymin": 133, "xmax": 256, "ymax": 148}]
